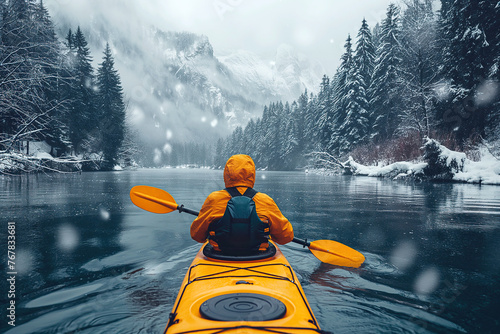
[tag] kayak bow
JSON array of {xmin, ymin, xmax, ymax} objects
[{"xmin": 164, "ymin": 242, "xmax": 325, "ymax": 334}]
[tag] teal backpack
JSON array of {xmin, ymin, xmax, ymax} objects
[{"xmin": 208, "ymin": 187, "xmax": 270, "ymax": 255}]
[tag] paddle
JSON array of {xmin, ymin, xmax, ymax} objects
[{"xmin": 130, "ymin": 185, "xmax": 365, "ymax": 268}]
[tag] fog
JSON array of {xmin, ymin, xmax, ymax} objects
[
  {"xmin": 47, "ymin": 0, "xmax": 398, "ymax": 72},
  {"xmin": 44, "ymin": 0, "xmax": 400, "ymax": 156}
]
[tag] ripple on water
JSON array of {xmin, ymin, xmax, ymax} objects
[
  {"xmin": 25, "ymin": 283, "xmax": 103, "ymax": 309},
  {"xmin": 303, "ymin": 255, "xmax": 467, "ymax": 334}
]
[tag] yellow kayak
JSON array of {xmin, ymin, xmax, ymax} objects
[{"xmin": 164, "ymin": 241, "xmax": 323, "ymax": 333}]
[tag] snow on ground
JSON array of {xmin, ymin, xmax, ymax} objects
[
  {"xmin": 33, "ymin": 151, "xmax": 54, "ymax": 159},
  {"xmin": 0, "ymin": 150, "xmax": 83, "ymax": 174},
  {"xmin": 347, "ymin": 139, "xmax": 500, "ymax": 185},
  {"xmin": 348, "ymin": 158, "xmax": 427, "ymax": 178},
  {"xmin": 454, "ymin": 146, "xmax": 500, "ymax": 184}
]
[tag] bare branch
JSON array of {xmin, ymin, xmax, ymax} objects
[{"xmin": 305, "ymin": 151, "xmax": 353, "ymax": 174}]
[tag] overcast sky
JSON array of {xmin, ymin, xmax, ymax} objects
[{"xmin": 47, "ymin": 0, "xmax": 400, "ymax": 74}]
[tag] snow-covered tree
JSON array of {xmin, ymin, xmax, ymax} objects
[
  {"xmin": 214, "ymin": 137, "xmax": 226, "ymax": 167},
  {"xmin": 333, "ymin": 18, "xmax": 375, "ymax": 153},
  {"xmin": 316, "ymin": 75, "xmax": 334, "ymax": 151},
  {"xmin": 303, "ymin": 91, "xmax": 318, "ymax": 152},
  {"xmin": 369, "ymin": 3, "xmax": 404, "ymax": 141},
  {"xmin": 32, "ymin": 0, "xmax": 70, "ymax": 155},
  {"xmin": 0, "ymin": 0, "xmax": 63, "ymax": 154},
  {"xmin": 267, "ymin": 102, "xmax": 285, "ymax": 169},
  {"xmin": 280, "ymin": 114, "xmax": 299, "ymax": 170},
  {"xmin": 398, "ymin": 0, "xmax": 439, "ymax": 139},
  {"xmin": 330, "ymin": 35, "xmax": 354, "ymax": 153},
  {"xmin": 354, "ymin": 18, "xmax": 375, "ymax": 90},
  {"xmin": 290, "ymin": 99, "xmax": 307, "ymax": 166},
  {"xmin": 337, "ymin": 66, "xmax": 370, "ymax": 153},
  {"xmin": 242, "ymin": 119, "xmax": 257, "ymax": 157},
  {"xmin": 230, "ymin": 126, "xmax": 244, "ymax": 155},
  {"xmin": 1, "ymin": 0, "xmax": 36, "ymax": 148},
  {"xmin": 68, "ymin": 26, "xmax": 97, "ymax": 154},
  {"xmin": 437, "ymin": 0, "xmax": 499, "ymax": 144},
  {"xmin": 371, "ymin": 22, "xmax": 382, "ymax": 54},
  {"xmin": 96, "ymin": 43, "xmax": 126, "ymax": 169}
]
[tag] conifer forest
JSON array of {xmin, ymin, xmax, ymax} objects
[{"xmin": 215, "ymin": 1, "xmax": 500, "ymax": 170}]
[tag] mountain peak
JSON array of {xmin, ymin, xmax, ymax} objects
[{"xmin": 219, "ymin": 45, "xmax": 323, "ymax": 103}]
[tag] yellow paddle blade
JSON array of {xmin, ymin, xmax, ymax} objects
[
  {"xmin": 130, "ymin": 185, "xmax": 179, "ymax": 214},
  {"xmin": 308, "ymin": 240, "xmax": 365, "ymax": 268}
]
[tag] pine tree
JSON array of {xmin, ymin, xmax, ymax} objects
[
  {"xmin": 369, "ymin": 4, "xmax": 404, "ymax": 141},
  {"xmin": 281, "ymin": 115, "xmax": 299, "ymax": 170},
  {"xmin": 338, "ymin": 66, "xmax": 370, "ymax": 153},
  {"xmin": 256, "ymin": 105, "xmax": 271, "ymax": 167},
  {"xmin": 56, "ymin": 28, "xmax": 79, "ymax": 154},
  {"xmin": 330, "ymin": 35, "xmax": 354, "ymax": 154},
  {"xmin": 243, "ymin": 119, "xmax": 257, "ymax": 157},
  {"xmin": 303, "ymin": 91, "xmax": 318, "ymax": 152},
  {"xmin": 484, "ymin": 1, "xmax": 500, "ymax": 141},
  {"xmin": 316, "ymin": 75, "xmax": 334, "ymax": 151},
  {"xmin": 277, "ymin": 102, "xmax": 296, "ymax": 170},
  {"xmin": 96, "ymin": 43, "xmax": 126, "ymax": 169},
  {"xmin": 438, "ymin": 0, "xmax": 499, "ymax": 144},
  {"xmin": 214, "ymin": 138, "xmax": 226, "ymax": 168},
  {"xmin": 269, "ymin": 102, "xmax": 285, "ymax": 169},
  {"xmin": 354, "ymin": 19, "xmax": 375, "ymax": 90},
  {"xmin": 398, "ymin": 0, "xmax": 439, "ymax": 139},
  {"xmin": 334, "ymin": 35, "xmax": 354, "ymax": 113},
  {"xmin": 68, "ymin": 26, "xmax": 97, "ymax": 154},
  {"xmin": 332, "ymin": 18, "xmax": 375, "ymax": 153},
  {"xmin": 291, "ymin": 89, "xmax": 308, "ymax": 165},
  {"xmin": 253, "ymin": 117, "xmax": 265, "ymax": 167},
  {"xmin": 231, "ymin": 126, "xmax": 244, "ymax": 155},
  {"xmin": 291, "ymin": 98, "xmax": 307, "ymax": 166},
  {"xmin": 371, "ymin": 23, "xmax": 382, "ymax": 53},
  {"xmin": 65, "ymin": 28, "xmax": 74, "ymax": 49}
]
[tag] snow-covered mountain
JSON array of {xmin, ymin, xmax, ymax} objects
[
  {"xmin": 47, "ymin": 5, "xmax": 323, "ymax": 147},
  {"xmin": 219, "ymin": 45, "xmax": 324, "ymax": 103}
]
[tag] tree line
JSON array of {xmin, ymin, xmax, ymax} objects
[
  {"xmin": 1, "ymin": 0, "xmax": 128, "ymax": 170},
  {"xmin": 215, "ymin": 0, "xmax": 500, "ymax": 170}
]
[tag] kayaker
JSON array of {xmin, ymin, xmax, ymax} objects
[{"xmin": 190, "ymin": 154, "xmax": 294, "ymax": 254}]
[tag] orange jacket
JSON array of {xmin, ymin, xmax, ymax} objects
[{"xmin": 190, "ymin": 154, "xmax": 294, "ymax": 245}]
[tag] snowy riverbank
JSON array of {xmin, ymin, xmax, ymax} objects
[
  {"xmin": 345, "ymin": 138, "xmax": 500, "ymax": 185},
  {"xmin": 0, "ymin": 151, "xmax": 84, "ymax": 174},
  {"xmin": 3, "ymin": 139, "xmax": 499, "ymax": 185}
]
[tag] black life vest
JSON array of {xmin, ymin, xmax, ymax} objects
[{"xmin": 208, "ymin": 187, "xmax": 270, "ymax": 255}]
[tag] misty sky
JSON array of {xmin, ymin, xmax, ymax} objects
[{"xmin": 46, "ymin": 0, "xmax": 400, "ymax": 74}]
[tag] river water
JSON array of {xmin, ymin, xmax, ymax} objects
[{"xmin": 1, "ymin": 169, "xmax": 499, "ymax": 333}]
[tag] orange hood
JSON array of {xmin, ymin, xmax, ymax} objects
[{"xmin": 224, "ymin": 155, "xmax": 256, "ymax": 188}]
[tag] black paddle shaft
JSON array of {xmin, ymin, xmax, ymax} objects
[
  {"xmin": 177, "ymin": 205, "xmax": 199, "ymax": 216},
  {"xmin": 292, "ymin": 237, "xmax": 310, "ymax": 247}
]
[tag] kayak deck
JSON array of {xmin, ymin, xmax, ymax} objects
[{"xmin": 164, "ymin": 242, "xmax": 323, "ymax": 333}]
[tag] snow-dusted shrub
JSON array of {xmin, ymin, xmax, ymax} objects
[{"xmin": 423, "ymin": 138, "xmax": 466, "ymax": 180}]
